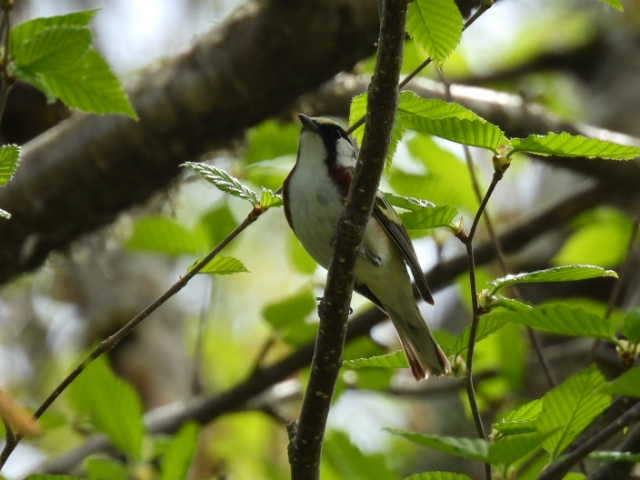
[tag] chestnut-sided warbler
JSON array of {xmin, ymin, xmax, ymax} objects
[{"xmin": 282, "ymin": 114, "xmax": 450, "ymax": 380}]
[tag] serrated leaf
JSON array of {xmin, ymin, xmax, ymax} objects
[
  {"xmin": 343, "ymin": 350, "xmax": 408, "ymax": 369},
  {"xmin": 602, "ymin": 367, "xmax": 640, "ymax": 398},
  {"xmin": 599, "ymin": 0, "xmax": 623, "ymax": 10},
  {"xmin": 401, "ymin": 205, "xmax": 458, "ymax": 231},
  {"xmin": 489, "ymin": 430, "xmax": 554, "ymax": 466},
  {"xmin": 183, "ymin": 162, "xmax": 258, "ymax": 205},
  {"xmin": 127, "ymin": 215, "xmax": 207, "ymax": 256},
  {"xmin": 160, "ymin": 423, "xmax": 200, "ymax": 480},
  {"xmin": 589, "ymin": 450, "xmax": 640, "ymax": 462},
  {"xmin": 383, "ymin": 192, "xmax": 435, "ymax": 211},
  {"xmin": 11, "ymin": 10, "xmax": 97, "ymax": 49},
  {"xmin": 197, "ymin": 256, "xmax": 248, "ymax": 275},
  {"xmin": 68, "ymin": 357, "xmax": 144, "ymax": 459},
  {"xmin": 405, "ymin": 472, "xmax": 472, "ymax": 480},
  {"xmin": 259, "ymin": 188, "xmax": 282, "ymax": 208},
  {"xmin": 85, "ymin": 457, "xmax": 127, "ymax": 480},
  {"xmin": 448, "ymin": 311, "xmax": 509, "ymax": 357},
  {"xmin": 397, "ymin": 92, "xmax": 506, "ymax": 151},
  {"xmin": 407, "ymin": 0, "xmax": 463, "ymax": 62},
  {"xmin": 349, "ymin": 93, "xmax": 405, "ymax": 164},
  {"xmin": 262, "ymin": 289, "xmax": 317, "ymax": 345},
  {"xmin": 489, "ymin": 304, "xmax": 614, "ymax": 339},
  {"xmin": 0, "ymin": 144, "xmax": 20, "ymax": 187},
  {"xmin": 12, "ymin": 27, "xmax": 91, "ymax": 73},
  {"xmin": 623, "ymin": 307, "xmax": 640, "ymax": 343},
  {"xmin": 37, "ymin": 48, "xmax": 137, "ymax": 118},
  {"xmin": 488, "ymin": 265, "xmax": 617, "ymax": 295},
  {"xmin": 538, "ymin": 365, "xmax": 611, "ymax": 458},
  {"xmin": 510, "ymin": 132, "xmax": 640, "ymax": 160},
  {"xmin": 494, "ymin": 399, "xmax": 542, "ymax": 436},
  {"xmin": 386, "ymin": 428, "xmax": 490, "ymax": 462}
]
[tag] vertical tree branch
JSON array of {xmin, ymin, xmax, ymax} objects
[{"xmin": 288, "ymin": 1, "xmax": 408, "ymax": 478}]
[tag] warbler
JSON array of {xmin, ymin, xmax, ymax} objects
[{"xmin": 282, "ymin": 114, "xmax": 450, "ymax": 380}]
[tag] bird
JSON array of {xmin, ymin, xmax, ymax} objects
[{"xmin": 282, "ymin": 113, "xmax": 450, "ymax": 380}]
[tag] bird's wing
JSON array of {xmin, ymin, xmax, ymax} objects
[{"xmin": 372, "ymin": 193, "xmax": 435, "ymax": 305}]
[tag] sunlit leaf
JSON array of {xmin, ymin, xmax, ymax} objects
[
  {"xmin": 160, "ymin": 423, "xmax": 200, "ymax": 480},
  {"xmin": 448, "ymin": 311, "xmax": 509, "ymax": 358},
  {"xmin": 11, "ymin": 10, "xmax": 97, "ymax": 48},
  {"xmin": 488, "ymin": 265, "xmax": 617, "ymax": 294},
  {"xmin": 197, "ymin": 256, "xmax": 249, "ymax": 275},
  {"xmin": 489, "ymin": 304, "xmax": 614, "ymax": 339},
  {"xmin": 12, "ymin": 27, "xmax": 91, "ymax": 74},
  {"xmin": 602, "ymin": 367, "xmax": 640, "ymax": 398},
  {"xmin": 494, "ymin": 399, "xmax": 542, "ymax": 436},
  {"xmin": 127, "ymin": 215, "xmax": 207, "ymax": 256},
  {"xmin": 0, "ymin": 144, "xmax": 20, "ymax": 187},
  {"xmin": 324, "ymin": 430, "xmax": 396, "ymax": 480},
  {"xmin": 386, "ymin": 429, "xmax": 490, "ymax": 462},
  {"xmin": 598, "ymin": 0, "xmax": 623, "ymax": 10},
  {"xmin": 68, "ymin": 357, "xmax": 144, "ymax": 459},
  {"xmin": 244, "ymin": 120, "xmax": 298, "ymax": 164},
  {"xmin": 489, "ymin": 430, "xmax": 554, "ymax": 466},
  {"xmin": 38, "ymin": 48, "xmax": 137, "ymax": 118},
  {"xmin": 343, "ymin": 350, "xmax": 407, "ymax": 369},
  {"xmin": 383, "ymin": 192, "xmax": 435, "ymax": 211},
  {"xmin": 259, "ymin": 188, "xmax": 283, "ymax": 208},
  {"xmin": 538, "ymin": 365, "xmax": 611, "ymax": 458},
  {"xmin": 407, "ymin": 0, "xmax": 462, "ymax": 62},
  {"xmin": 195, "ymin": 203, "xmax": 238, "ymax": 248},
  {"xmin": 510, "ymin": 132, "xmax": 640, "ymax": 160},
  {"xmin": 397, "ymin": 92, "xmax": 506, "ymax": 151},
  {"xmin": 401, "ymin": 205, "xmax": 458, "ymax": 231},
  {"xmin": 183, "ymin": 162, "xmax": 258, "ymax": 205}
]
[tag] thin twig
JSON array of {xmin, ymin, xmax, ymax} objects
[
  {"xmin": 346, "ymin": 1, "xmax": 493, "ymax": 135},
  {"xmin": 0, "ymin": 206, "xmax": 267, "ymax": 469},
  {"xmin": 461, "ymin": 168, "xmax": 506, "ymax": 480},
  {"xmin": 289, "ymin": 1, "xmax": 408, "ymax": 478},
  {"xmin": 539, "ymin": 400, "xmax": 640, "ymax": 480}
]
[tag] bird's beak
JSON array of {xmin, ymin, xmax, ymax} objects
[{"xmin": 298, "ymin": 113, "xmax": 319, "ymax": 132}]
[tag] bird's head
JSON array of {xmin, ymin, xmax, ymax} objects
[{"xmin": 297, "ymin": 114, "xmax": 357, "ymax": 171}]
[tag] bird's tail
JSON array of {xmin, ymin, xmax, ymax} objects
[{"xmin": 391, "ymin": 306, "xmax": 451, "ymax": 381}]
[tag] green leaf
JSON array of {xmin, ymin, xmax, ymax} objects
[
  {"xmin": 183, "ymin": 162, "xmax": 258, "ymax": 205},
  {"xmin": 197, "ymin": 256, "xmax": 249, "ymax": 275},
  {"xmin": 401, "ymin": 205, "xmax": 458, "ymax": 231},
  {"xmin": 489, "ymin": 304, "xmax": 614, "ymax": 340},
  {"xmin": 623, "ymin": 307, "xmax": 640, "ymax": 343},
  {"xmin": 406, "ymin": 0, "xmax": 463, "ymax": 62},
  {"xmin": 127, "ymin": 215, "xmax": 208, "ymax": 256},
  {"xmin": 598, "ymin": 0, "xmax": 623, "ymax": 10},
  {"xmin": 343, "ymin": 350, "xmax": 408, "ymax": 369},
  {"xmin": 160, "ymin": 423, "xmax": 200, "ymax": 480},
  {"xmin": 11, "ymin": 10, "xmax": 97, "ymax": 49},
  {"xmin": 589, "ymin": 450, "xmax": 640, "ymax": 462},
  {"xmin": 494, "ymin": 399, "xmax": 542, "ymax": 436},
  {"xmin": 562, "ymin": 474, "xmax": 586, "ymax": 480},
  {"xmin": 195, "ymin": 203, "xmax": 238, "ymax": 248},
  {"xmin": 488, "ymin": 265, "xmax": 617, "ymax": 295},
  {"xmin": 349, "ymin": 93, "xmax": 405, "ymax": 164},
  {"xmin": 489, "ymin": 430, "xmax": 554, "ymax": 466},
  {"xmin": 602, "ymin": 367, "xmax": 640, "ymax": 398},
  {"xmin": 448, "ymin": 311, "xmax": 509, "ymax": 357},
  {"xmin": 37, "ymin": 48, "xmax": 137, "ymax": 118},
  {"xmin": 85, "ymin": 457, "xmax": 127, "ymax": 480},
  {"xmin": 12, "ymin": 27, "xmax": 91, "ymax": 74},
  {"xmin": 383, "ymin": 192, "xmax": 435, "ymax": 211},
  {"xmin": 386, "ymin": 428, "xmax": 490, "ymax": 462},
  {"xmin": 554, "ymin": 208, "xmax": 633, "ymax": 267},
  {"xmin": 538, "ymin": 365, "xmax": 611, "ymax": 458},
  {"xmin": 397, "ymin": 92, "xmax": 506, "ymax": 151},
  {"xmin": 323, "ymin": 430, "xmax": 396, "ymax": 480},
  {"xmin": 0, "ymin": 144, "xmax": 20, "ymax": 187},
  {"xmin": 259, "ymin": 188, "xmax": 283, "ymax": 208},
  {"xmin": 244, "ymin": 120, "xmax": 298, "ymax": 164},
  {"xmin": 405, "ymin": 473, "xmax": 472, "ymax": 480},
  {"xmin": 68, "ymin": 357, "xmax": 144, "ymax": 459},
  {"xmin": 510, "ymin": 132, "xmax": 640, "ymax": 160},
  {"xmin": 262, "ymin": 289, "xmax": 317, "ymax": 345}
]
